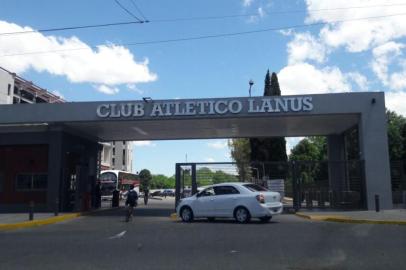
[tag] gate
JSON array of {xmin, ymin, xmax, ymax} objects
[{"xmin": 175, "ymin": 160, "xmax": 366, "ymax": 210}]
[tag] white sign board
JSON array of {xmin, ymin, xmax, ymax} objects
[{"xmin": 267, "ymin": 179, "xmax": 285, "ymax": 199}]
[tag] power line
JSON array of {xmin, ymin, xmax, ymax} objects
[
  {"xmin": 1, "ymin": 2, "xmax": 406, "ymax": 36},
  {"xmin": 113, "ymin": 0, "xmax": 144, "ymax": 22},
  {"xmin": 1, "ymin": 12, "xmax": 406, "ymax": 57},
  {"xmin": 130, "ymin": 0, "xmax": 149, "ymax": 22},
  {"xmin": 0, "ymin": 21, "xmax": 146, "ymax": 36}
]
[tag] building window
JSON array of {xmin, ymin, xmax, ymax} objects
[
  {"xmin": 112, "ymin": 141, "xmax": 115, "ymax": 146},
  {"xmin": 15, "ymin": 174, "xmax": 48, "ymax": 191},
  {"xmin": 112, "ymin": 147, "xmax": 115, "ymax": 156},
  {"xmin": 112, "ymin": 158, "xmax": 115, "ymax": 166},
  {"xmin": 7, "ymin": 84, "xmax": 11, "ymax": 96},
  {"xmin": 123, "ymin": 141, "xmax": 126, "ymax": 145}
]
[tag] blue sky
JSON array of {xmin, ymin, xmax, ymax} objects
[{"xmin": 1, "ymin": 0, "xmax": 406, "ymax": 176}]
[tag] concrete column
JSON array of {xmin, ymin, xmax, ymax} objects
[
  {"xmin": 327, "ymin": 134, "xmax": 346, "ymax": 194},
  {"xmin": 359, "ymin": 97, "xmax": 393, "ymax": 210},
  {"xmin": 47, "ymin": 131, "xmax": 63, "ymax": 212}
]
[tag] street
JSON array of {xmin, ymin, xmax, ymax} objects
[{"xmin": 1, "ymin": 198, "xmax": 405, "ymax": 270}]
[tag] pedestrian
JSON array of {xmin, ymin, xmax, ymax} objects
[
  {"xmin": 144, "ymin": 188, "xmax": 149, "ymax": 205},
  {"xmin": 125, "ymin": 185, "xmax": 138, "ymax": 222}
]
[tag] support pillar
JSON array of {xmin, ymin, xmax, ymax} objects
[
  {"xmin": 47, "ymin": 131, "xmax": 63, "ymax": 212},
  {"xmin": 359, "ymin": 96, "xmax": 393, "ymax": 210}
]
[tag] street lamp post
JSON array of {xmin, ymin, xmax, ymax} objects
[{"xmin": 248, "ymin": 80, "xmax": 254, "ymax": 97}]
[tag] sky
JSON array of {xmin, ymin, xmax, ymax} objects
[{"xmin": 1, "ymin": 0, "xmax": 406, "ymax": 176}]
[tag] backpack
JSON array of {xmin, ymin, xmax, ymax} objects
[{"xmin": 127, "ymin": 190, "xmax": 138, "ymax": 206}]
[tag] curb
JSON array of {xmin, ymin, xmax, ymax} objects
[
  {"xmin": 295, "ymin": 213, "xmax": 406, "ymax": 225},
  {"xmin": 170, "ymin": 213, "xmax": 178, "ymax": 221},
  {"xmin": 0, "ymin": 213, "xmax": 82, "ymax": 231}
]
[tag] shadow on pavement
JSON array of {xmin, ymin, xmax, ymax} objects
[
  {"xmin": 174, "ymin": 218, "xmax": 280, "ymax": 225},
  {"xmin": 86, "ymin": 206, "xmax": 173, "ymax": 218}
]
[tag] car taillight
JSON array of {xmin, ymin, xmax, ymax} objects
[{"xmin": 256, "ymin": 193, "xmax": 265, "ymax": 204}]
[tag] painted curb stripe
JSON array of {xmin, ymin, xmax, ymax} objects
[
  {"xmin": 170, "ymin": 213, "xmax": 178, "ymax": 221},
  {"xmin": 295, "ymin": 213, "xmax": 406, "ymax": 225},
  {"xmin": 0, "ymin": 213, "xmax": 81, "ymax": 231}
]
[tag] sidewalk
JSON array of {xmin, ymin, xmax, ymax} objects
[
  {"xmin": 0, "ymin": 212, "xmax": 82, "ymax": 230},
  {"xmin": 296, "ymin": 209, "xmax": 406, "ymax": 225}
]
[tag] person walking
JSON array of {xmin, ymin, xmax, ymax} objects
[{"xmin": 125, "ymin": 185, "xmax": 138, "ymax": 222}]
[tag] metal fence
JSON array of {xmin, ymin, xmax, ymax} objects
[
  {"xmin": 390, "ymin": 160, "xmax": 406, "ymax": 205},
  {"xmin": 175, "ymin": 160, "xmax": 366, "ymax": 210}
]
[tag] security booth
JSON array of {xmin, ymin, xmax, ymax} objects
[
  {"xmin": 0, "ymin": 129, "xmax": 99, "ymax": 212},
  {"xmin": 0, "ymin": 92, "xmax": 393, "ymax": 212}
]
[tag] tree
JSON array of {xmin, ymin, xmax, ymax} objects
[
  {"xmin": 228, "ymin": 138, "xmax": 251, "ymax": 180},
  {"xmin": 139, "ymin": 169, "xmax": 152, "ymax": 192},
  {"xmin": 386, "ymin": 110, "xmax": 406, "ymax": 160},
  {"xmin": 249, "ymin": 70, "xmax": 287, "ymax": 179},
  {"xmin": 289, "ymin": 138, "xmax": 321, "ymax": 161},
  {"xmin": 151, "ymin": 174, "xmax": 175, "ymax": 189}
]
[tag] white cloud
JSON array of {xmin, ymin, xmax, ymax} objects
[
  {"xmin": 385, "ymin": 91, "xmax": 406, "ymax": 117},
  {"xmin": 286, "ymin": 137, "xmax": 304, "ymax": 156},
  {"xmin": 205, "ymin": 157, "xmax": 215, "ymax": 162},
  {"xmin": 278, "ymin": 63, "xmax": 351, "ymax": 95},
  {"xmin": 287, "ymin": 32, "xmax": 327, "ymax": 64},
  {"xmin": 51, "ymin": 90, "xmax": 64, "ymax": 99},
  {"xmin": 305, "ymin": 0, "xmax": 406, "ymax": 52},
  {"xmin": 0, "ymin": 20, "xmax": 157, "ymax": 93},
  {"xmin": 133, "ymin": 141, "xmax": 157, "ymax": 147},
  {"xmin": 94, "ymin": 84, "xmax": 119, "ymax": 95},
  {"xmin": 345, "ymin": 72, "xmax": 369, "ymax": 91},
  {"xmin": 242, "ymin": 0, "xmax": 254, "ymax": 7},
  {"xmin": 371, "ymin": 42, "xmax": 406, "ymax": 90},
  {"xmin": 257, "ymin": 7, "xmax": 265, "ymax": 18},
  {"xmin": 127, "ymin": 84, "xmax": 144, "ymax": 94},
  {"xmin": 207, "ymin": 140, "xmax": 228, "ymax": 149}
]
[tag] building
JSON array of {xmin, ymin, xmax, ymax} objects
[
  {"xmin": 0, "ymin": 67, "xmax": 64, "ymax": 104},
  {"xmin": 0, "ymin": 92, "xmax": 395, "ymax": 212},
  {"xmin": 100, "ymin": 141, "xmax": 133, "ymax": 172},
  {"xmin": 0, "ymin": 66, "xmax": 133, "ymax": 173}
]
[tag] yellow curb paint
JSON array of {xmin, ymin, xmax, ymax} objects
[
  {"xmin": 170, "ymin": 213, "xmax": 178, "ymax": 221},
  {"xmin": 0, "ymin": 213, "xmax": 81, "ymax": 231},
  {"xmin": 295, "ymin": 213, "xmax": 406, "ymax": 225}
]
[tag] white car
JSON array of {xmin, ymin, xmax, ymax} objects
[{"xmin": 176, "ymin": 182, "xmax": 283, "ymax": 223}]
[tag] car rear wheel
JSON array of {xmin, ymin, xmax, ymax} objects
[
  {"xmin": 259, "ymin": 216, "xmax": 272, "ymax": 223},
  {"xmin": 234, "ymin": 207, "xmax": 251, "ymax": 223},
  {"xmin": 180, "ymin": 206, "xmax": 194, "ymax": 222}
]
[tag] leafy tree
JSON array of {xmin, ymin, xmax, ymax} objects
[
  {"xmin": 228, "ymin": 139, "xmax": 251, "ymax": 180},
  {"xmin": 151, "ymin": 174, "xmax": 175, "ymax": 189},
  {"xmin": 139, "ymin": 169, "xmax": 152, "ymax": 192},
  {"xmin": 289, "ymin": 138, "xmax": 321, "ymax": 161},
  {"xmin": 387, "ymin": 110, "xmax": 406, "ymax": 160},
  {"xmin": 289, "ymin": 137, "xmax": 328, "ymax": 186},
  {"xmin": 250, "ymin": 70, "xmax": 287, "ymax": 179},
  {"xmin": 196, "ymin": 167, "xmax": 238, "ymax": 186}
]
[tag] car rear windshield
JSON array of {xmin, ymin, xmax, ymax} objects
[{"xmin": 243, "ymin": 184, "xmax": 268, "ymax": 192}]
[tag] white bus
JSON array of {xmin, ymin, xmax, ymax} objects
[{"xmin": 99, "ymin": 170, "xmax": 140, "ymax": 200}]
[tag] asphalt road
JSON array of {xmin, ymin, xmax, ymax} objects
[{"xmin": 1, "ymin": 198, "xmax": 405, "ymax": 270}]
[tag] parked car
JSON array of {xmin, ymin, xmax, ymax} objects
[
  {"xmin": 162, "ymin": 189, "xmax": 175, "ymax": 197},
  {"xmin": 176, "ymin": 182, "xmax": 283, "ymax": 223}
]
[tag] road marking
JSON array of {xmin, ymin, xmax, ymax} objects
[{"xmin": 109, "ymin": 230, "xmax": 127, "ymax": 239}]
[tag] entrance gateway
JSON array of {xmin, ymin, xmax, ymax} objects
[{"xmin": 0, "ymin": 92, "xmax": 392, "ymax": 212}]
